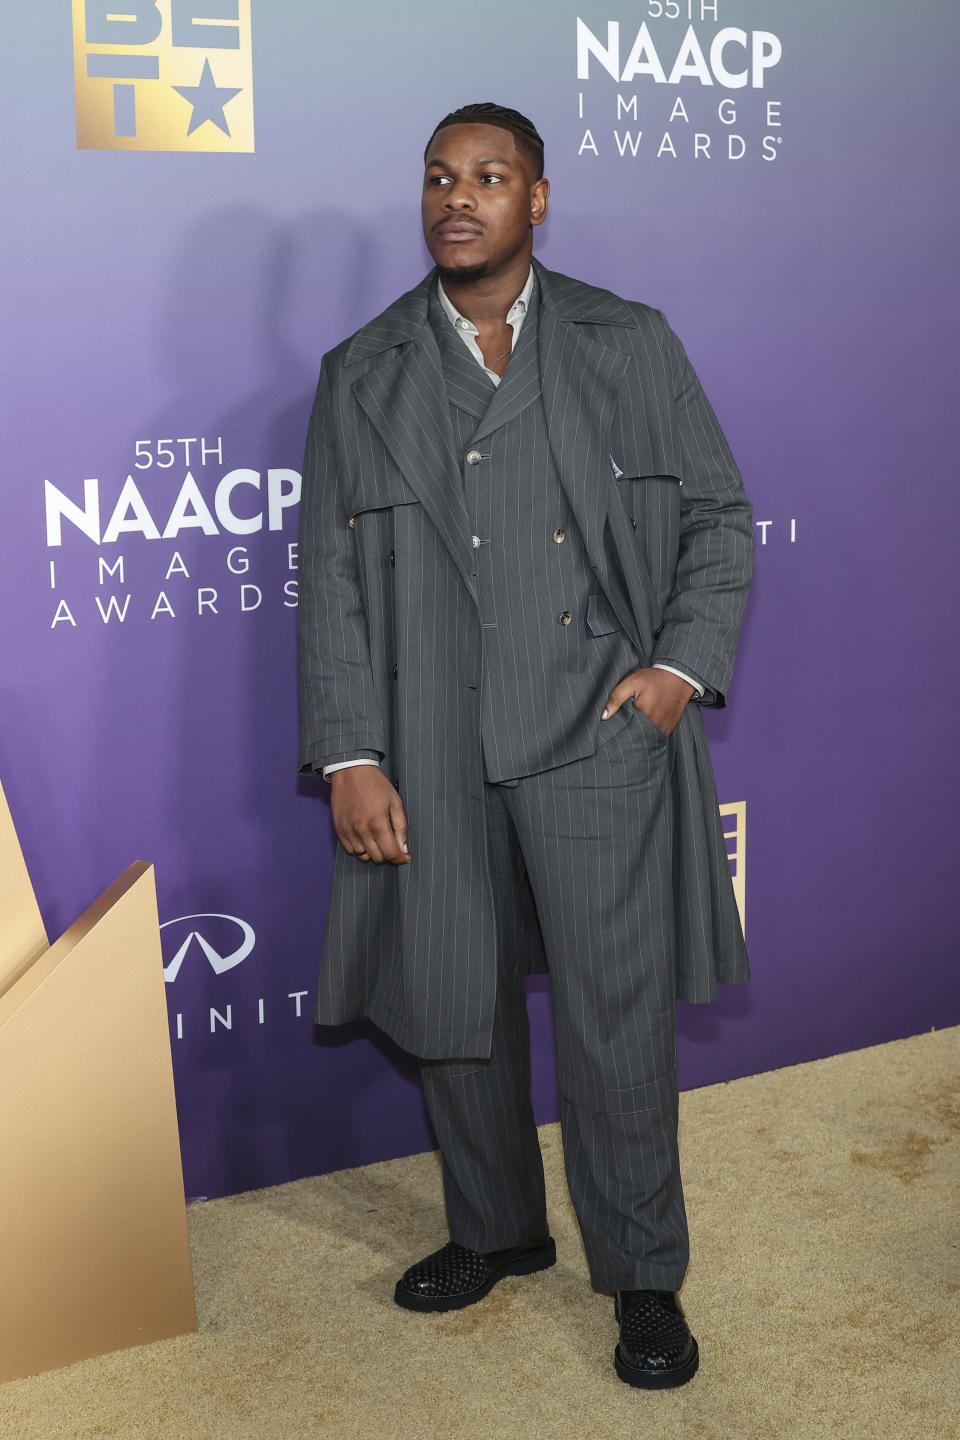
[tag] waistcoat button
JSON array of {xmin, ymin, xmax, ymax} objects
[
  {"xmin": 553, "ymin": 529, "xmax": 565, "ymax": 544},
  {"xmin": 558, "ymin": 611, "xmax": 572, "ymax": 626},
  {"xmin": 465, "ymin": 450, "xmax": 482, "ymax": 466},
  {"xmin": 348, "ymin": 516, "xmax": 355, "ymax": 528}
]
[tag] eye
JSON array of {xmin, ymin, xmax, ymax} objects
[
  {"xmin": 427, "ymin": 175, "xmax": 452, "ymax": 187},
  {"xmin": 480, "ymin": 173, "xmax": 503, "ymax": 184}
]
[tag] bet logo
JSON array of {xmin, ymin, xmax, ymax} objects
[{"xmin": 72, "ymin": 2, "xmax": 254, "ymax": 153}]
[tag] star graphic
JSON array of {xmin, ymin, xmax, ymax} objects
[{"xmin": 173, "ymin": 58, "xmax": 242, "ymax": 138}]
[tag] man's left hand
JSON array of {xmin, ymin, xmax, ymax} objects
[{"xmin": 601, "ymin": 667, "xmax": 695, "ymax": 737}]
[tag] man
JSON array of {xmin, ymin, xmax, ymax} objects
[{"xmin": 298, "ymin": 102, "xmax": 752, "ymax": 1390}]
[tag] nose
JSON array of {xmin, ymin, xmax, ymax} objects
[{"xmin": 443, "ymin": 180, "xmax": 475, "ymax": 210}]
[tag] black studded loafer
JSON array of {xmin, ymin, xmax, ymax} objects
[
  {"xmin": 394, "ymin": 1235, "xmax": 556, "ymax": 1313},
  {"xmin": 614, "ymin": 1289, "xmax": 700, "ymax": 1389}
]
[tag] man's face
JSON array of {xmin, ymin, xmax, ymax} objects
[{"xmin": 422, "ymin": 122, "xmax": 548, "ymax": 282}]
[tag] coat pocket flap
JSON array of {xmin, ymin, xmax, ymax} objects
[
  {"xmin": 347, "ymin": 469, "xmax": 419, "ymax": 516},
  {"xmin": 615, "ymin": 470, "xmax": 683, "ymax": 485}
]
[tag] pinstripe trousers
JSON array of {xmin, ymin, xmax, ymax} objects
[{"xmin": 420, "ymin": 705, "xmax": 689, "ymax": 1291}]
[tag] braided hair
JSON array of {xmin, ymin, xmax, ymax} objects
[{"xmin": 425, "ymin": 102, "xmax": 545, "ymax": 179}]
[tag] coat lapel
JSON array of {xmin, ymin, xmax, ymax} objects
[
  {"xmin": 429, "ymin": 288, "xmax": 497, "ymax": 421},
  {"xmin": 471, "ymin": 288, "xmax": 543, "ymax": 442},
  {"xmin": 536, "ymin": 264, "xmax": 631, "ymax": 583},
  {"xmin": 349, "ymin": 280, "xmax": 479, "ymax": 601}
]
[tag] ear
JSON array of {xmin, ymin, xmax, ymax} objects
[{"xmin": 531, "ymin": 177, "xmax": 550, "ymax": 227}]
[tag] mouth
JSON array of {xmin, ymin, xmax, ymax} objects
[{"xmin": 433, "ymin": 222, "xmax": 484, "ymax": 243}]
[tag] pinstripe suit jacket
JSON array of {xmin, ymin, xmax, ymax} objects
[{"xmin": 299, "ymin": 259, "xmax": 753, "ymax": 1059}]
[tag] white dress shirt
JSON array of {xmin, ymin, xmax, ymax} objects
[
  {"xmin": 323, "ymin": 271, "xmax": 701, "ymax": 778},
  {"xmin": 436, "ymin": 268, "xmax": 535, "ymax": 384}
]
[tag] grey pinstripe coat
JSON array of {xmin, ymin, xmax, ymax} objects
[{"xmin": 298, "ymin": 260, "xmax": 753, "ymax": 1060}]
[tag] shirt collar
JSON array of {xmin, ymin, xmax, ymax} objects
[{"xmin": 437, "ymin": 267, "xmax": 534, "ymax": 335}]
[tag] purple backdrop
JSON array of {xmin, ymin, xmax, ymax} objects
[{"xmin": 2, "ymin": 2, "xmax": 958, "ymax": 1198}]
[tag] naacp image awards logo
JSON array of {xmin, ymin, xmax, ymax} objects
[{"xmin": 72, "ymin": 1, "xmax": 254, "ymax": 152}]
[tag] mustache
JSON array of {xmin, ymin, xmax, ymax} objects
[{"xmin": 432, "ymin": 217, "xmax": 485, "ymax": 233}]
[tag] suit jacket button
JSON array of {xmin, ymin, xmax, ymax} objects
[
  {"xmin": 466, "ymin": 449, "xmax": 483, "ymax": 466},
  {"xmin": 553, "ymin": 529, "xmax": 565, "ymax": 543},
  {"xmin": 558, "ymin": 611, "xmax": 572, "ymax": 626},
  {"xmin": 348, "ymin": 516, "xmax": 356, "ymax": 528}
]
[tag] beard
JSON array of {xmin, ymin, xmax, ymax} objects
[{"xmin": 435, "ymin": 260, "xmax": 489, "ymax": 284}]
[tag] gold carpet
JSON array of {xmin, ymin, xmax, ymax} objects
[{"xmin": 2, "ymin": 1027, "xmax": 958, "ymax": 1440}]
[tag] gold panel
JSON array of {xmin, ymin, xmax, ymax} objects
[
  {"xmin": 0, "ymin": 861, "xmax": 196, "ymax": 1382},
  {"xmin": 719, "ymin": 800, "xmax": 747, "ymax": 936},
  {"xmin": 0, "ymin": 779, "xmax": 48, "ymax": 997}
]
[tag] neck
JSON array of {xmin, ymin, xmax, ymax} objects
[{"xmin": 440, "ymin": 252, "xmax": 533, "ymax": 326}]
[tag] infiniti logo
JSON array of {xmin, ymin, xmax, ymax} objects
[{"xmin": 160, "ymin": 913, "xmax": 256, "ymax": 983}]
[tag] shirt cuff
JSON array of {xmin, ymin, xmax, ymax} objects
[
  {"xmin": 322, "ymin": 758, "xmax": 381, "ymax": 781},
  {"xmin": 652, "ymin": 663, "xmax": 704, "ymax": 699}
]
